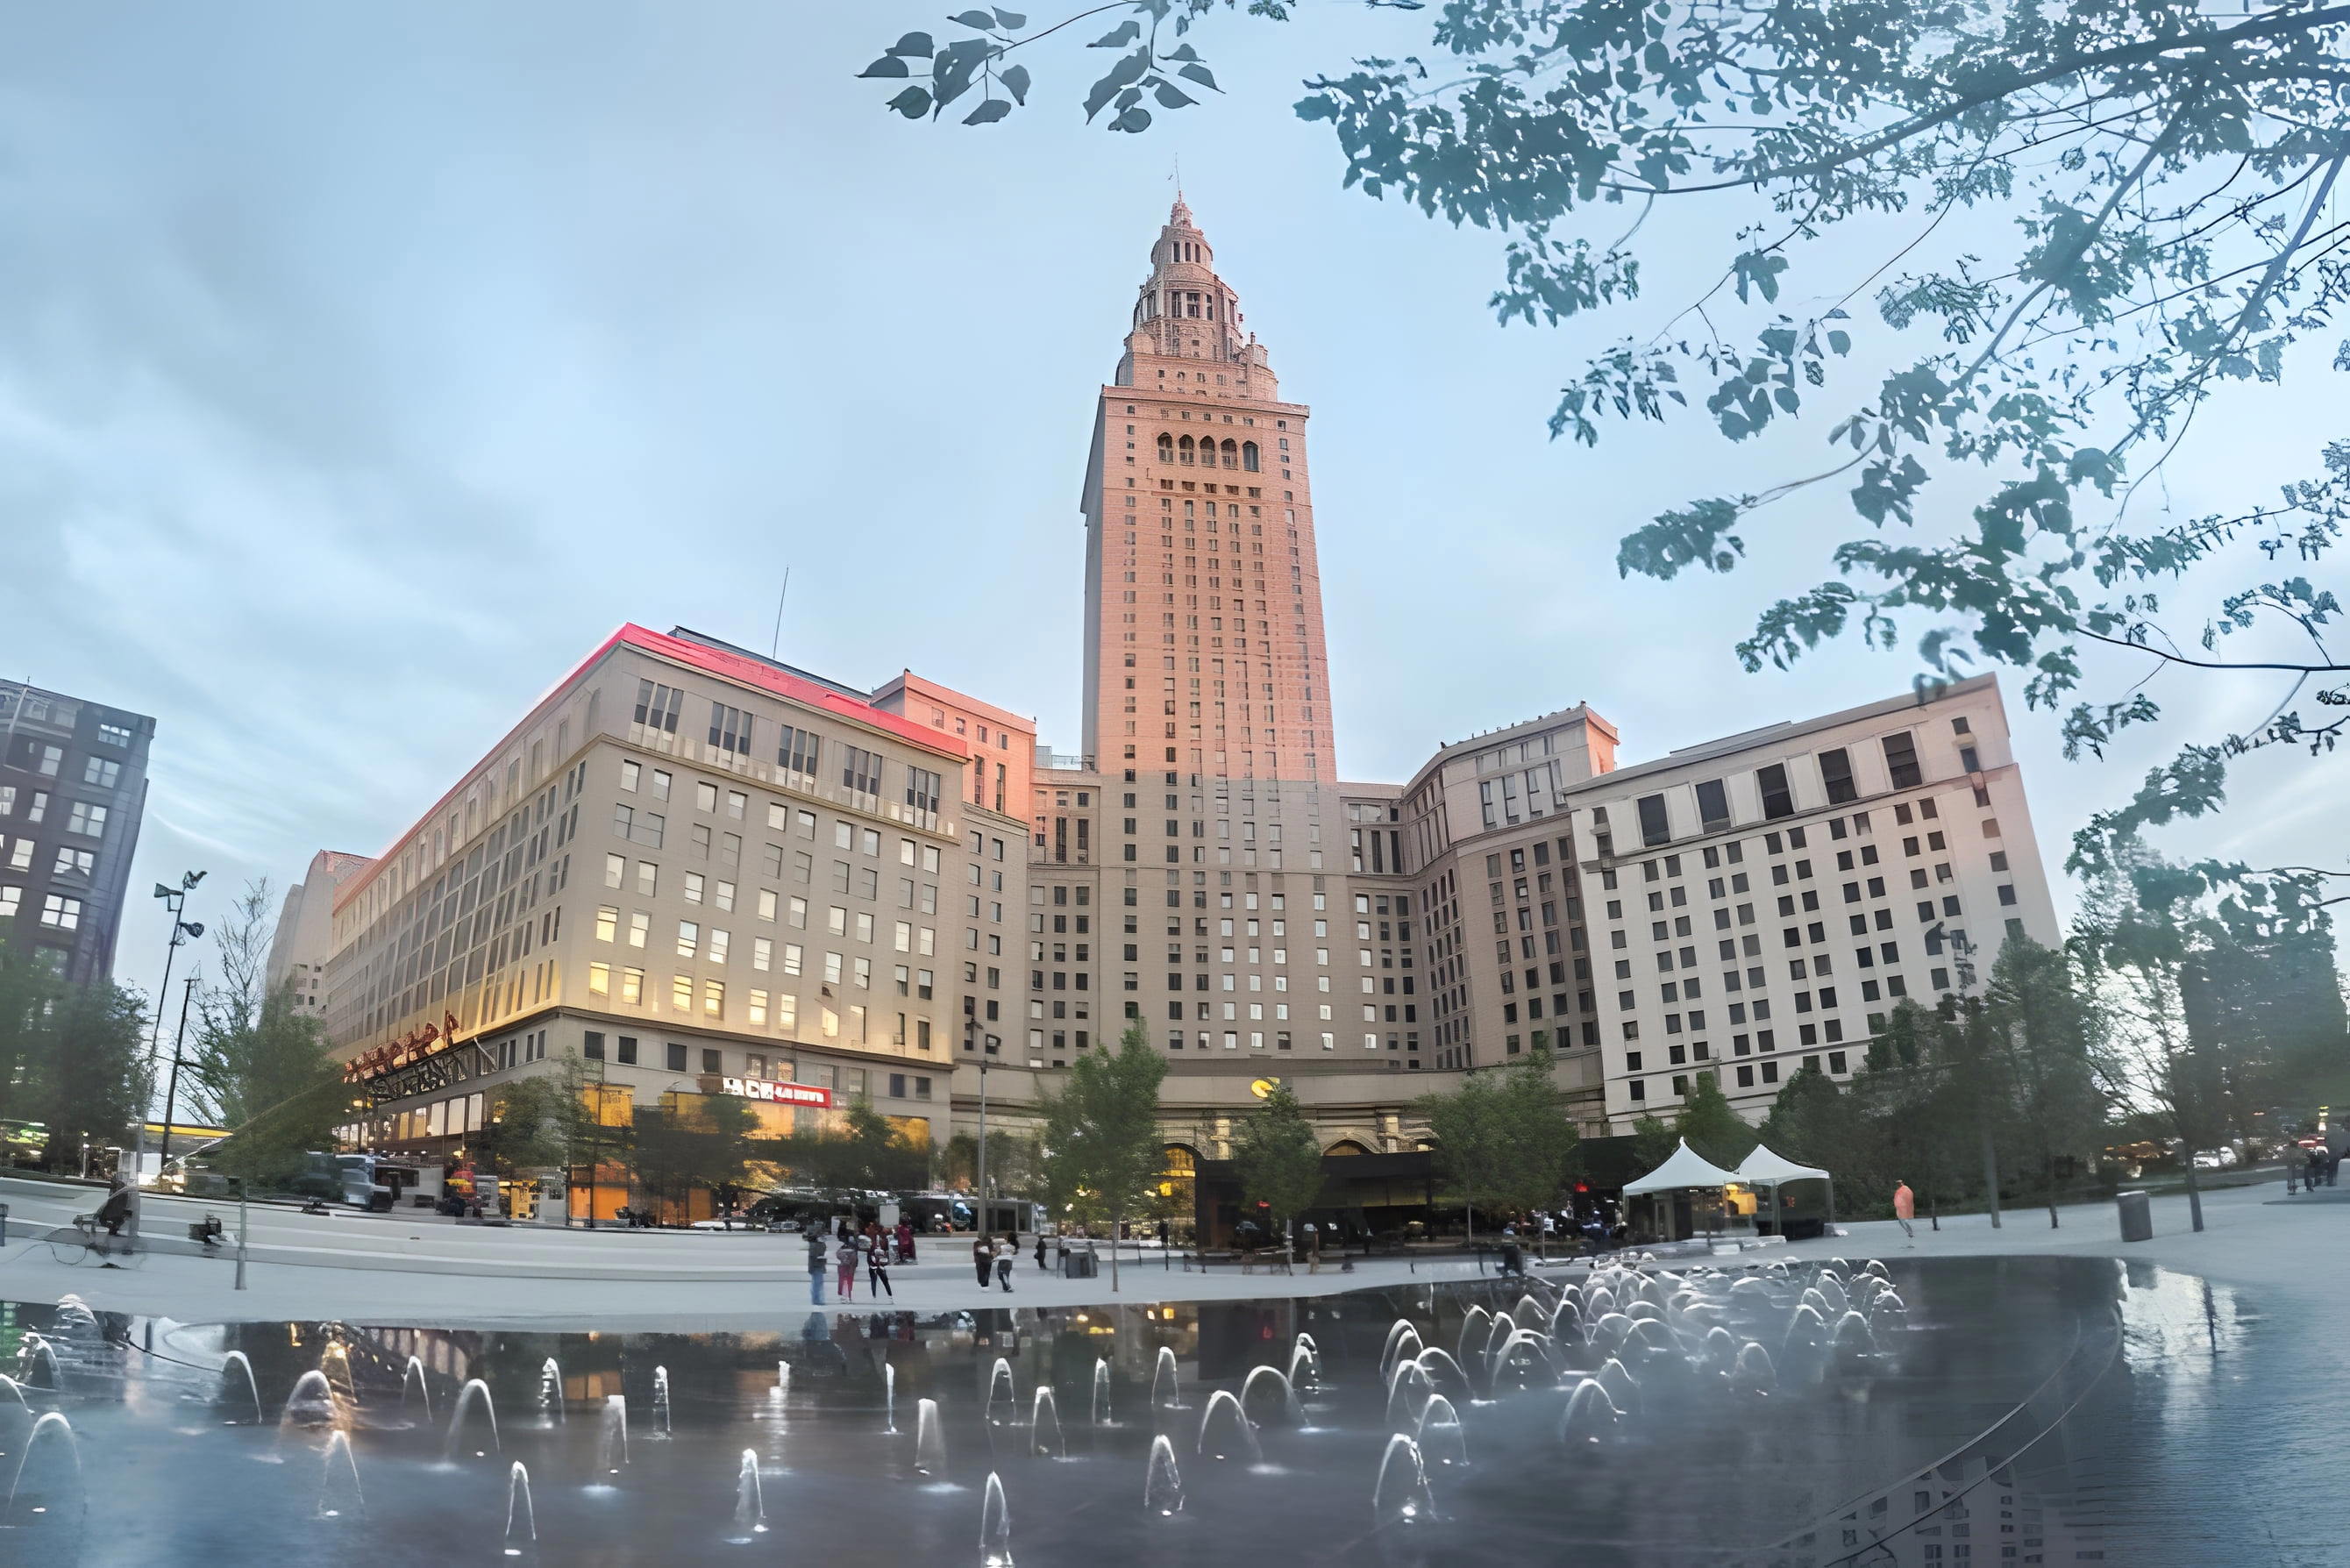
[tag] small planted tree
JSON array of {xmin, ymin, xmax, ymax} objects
[
  {"xmin": 1230, "ymin": 1082, "xmax": 1325, "ymax": 1260},
  {"xmin": 1038, "ymin": 1021, "xmax": 1167, "ymax": 1289}
]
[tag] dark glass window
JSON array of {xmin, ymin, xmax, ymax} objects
[
  {"xmin": 1636, "ymin": 794, "xmax": 1670, "ymax": 848},
  {"xmin": 1819, "ymin": 748, "xmax": 1857, "ymax": 804},
  {"xmin": 1883, "ymin": 732, "xmax": 1922, "ymax": 789},
  {"xmin": 1757, "ymin": 764, "xmax": 1795, "ymax": 820}
]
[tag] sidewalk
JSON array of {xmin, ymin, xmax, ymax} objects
[{"xmin": 1, "ymin": 1172, "xmax": 2336, "ymax": 1329}]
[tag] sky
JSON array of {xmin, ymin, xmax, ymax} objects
[{"xmin": 3, "ymin": 3, "xmax": 2341, "ymax": 1010}]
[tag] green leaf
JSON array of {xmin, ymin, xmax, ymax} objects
[
  {"xmin": 1111, "ymin": 105, "xmax": 1154, "ymax": 133},
  {"xmin": 1001, "ymin": 63, "xmax": 1031, "ymax": 104},
  {"xmin": 1731, "ymin": 249, "xmax": 1787, "ymax": 304},
  {"xmin": 991, "ymin": 8, "xmax": 1027, "ymax": 28},
  {"xmin": 887, "ymin": 86, "xmax": 933, "ymax": 119},
  {"xmin": 1153, "ymin": 81, "xmax": 1197, "ymax": 109},
  {"xmin": 948, "ymin": 11, "xmax": 996, "ymax": 29},
  {"xmin": 888, "ymin": 31, "xmax": 936, "ymax": 56},
  {"xmin": 1090, "ymin": 19, "xmax": 1140, "ymax": 46},
  {"xmin": 964, "ymin": 97, "xmax": 1012, "ymax": 125},
  {"xmin": 858, "ymin": 55, "xmax": 911, "ymax": 78},
  {"xmin": 1164, "ymin": 43, "xmax": 1200, "ymax": 61},
  {"xmin": 1827, "ymin": 329, "xmax": 1851, "ymax": 355},
  {"xmin": 1178, "ymin": 61, "xmax": 1221, "ymax": 91}
]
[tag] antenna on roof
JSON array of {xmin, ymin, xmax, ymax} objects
[{"xmin": 769, "ymin": 567, "xmax": 793, "ymax": 660}]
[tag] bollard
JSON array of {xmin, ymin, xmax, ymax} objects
[{"xmin": 0, "ymin": 1201, "xmax": 8, "ymax": 1245}]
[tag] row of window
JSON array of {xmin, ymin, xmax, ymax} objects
[{"xmin": 631, "ymin": 681, "xmax": 946, "ymax": 816}]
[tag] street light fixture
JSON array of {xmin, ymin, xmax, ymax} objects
[{"xmin": 132, "ymin": 870, "xmax": 207, "ymax": 1187}]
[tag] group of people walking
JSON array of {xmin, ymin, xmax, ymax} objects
[{"xmin": 805, "ymin": 1217, "xmax": 919, "ymax": 1303}]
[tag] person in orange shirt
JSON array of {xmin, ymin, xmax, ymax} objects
[{"xmin": 1892, "ymin": 1181, "xmax": 1916, "ymax": 1244}]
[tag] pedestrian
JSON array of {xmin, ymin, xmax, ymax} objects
[
  {"xmin": 1892, "ymin": 1180, "xmax": 1917, "ymax": 1244},
  {"xmin": 1034, "ymin": 1231, "xmax": 1049, "ymax": 1272},
  {"xmin": 867, "ymin": 1236, "xmax": 895, "ymax": 1299},
  {"xmin": 95, "ymin": 1179, "xmax": 134, "ymax": 1237},
  {"xmin": 1156, "ymin": 1218, "xmax": 1171, "ymax": 1249},
  {"xmin": 973, "ymin": 1235, "xmax": 994, "ymax": 1287},
  {"xmin": 807, "ymin": 1227, "xmax": 829, "ymax": 1305},
  {"xmin": 895, "ymin": 1218, "xmax": 916, "ymax": 1264},
  {"xmin": 1302, "ymin": 1219, "xmax": 1321, "ymax": 1274},
  {"xmin": 836, "ymin": 1230, "xmax": 860, "ymax": 1301},
  {"xmin": 993, "ymin": 1235, "xmax": 1015, "ymax": 1293}
]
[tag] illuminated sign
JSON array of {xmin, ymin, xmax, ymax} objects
[{"xmin": 720, "ymin": 1078, "xmax": 834, "ymax": 1108}]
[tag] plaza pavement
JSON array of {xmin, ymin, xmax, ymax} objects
[{"xmin": 1, "ymin": 1169, "xmax": 2338, "ymax": 1329}]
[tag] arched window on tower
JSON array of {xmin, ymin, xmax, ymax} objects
[
  {"xmin": 1220, "ymin": 438, "xmax": 1238, "ymax": 469},
  {"xmin": 1157, "ymin": 433, "xmax": 1174, "ymax": 463},
  {"xmin": 1242, "ymin": 441, "xmax": 1261, "ymax": 473},
  {"xmin": 1179, "ymin": 436, "xmax": 1196, "ymax": 465},
  {"xmin": 1186, "ymin": 293, "xmax": 1201, "ymax": 318}
]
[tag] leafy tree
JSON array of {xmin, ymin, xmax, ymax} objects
[
  {"xmin": 1230, "ymin": 1082, "xmax": 1324, "ymax": 1252},
  {"xmin": 36, "ymin": 972, "xmax": 149, "ymax": 1172},
  {"xmin": 182, "ymin": 880, "xmax": 343, "ymax": 1144},
  {"xmin": 868, "ymin": 0, "xmax": 2350, "ymax": 903},
  {"xmin": 0, "ymin": 927, "xmax": 146, "ymax": 1172},
  {"xmin": 623, "ymin": 1089, "xmax": 767, "ymax": 1220},
  {"xmin": 1983, "ymin": 937, "xmax": 2111, "ymax": 1227},
  {"xmin": 1627, "ymin": 1113, "xmax": 1677, "ymax": 1176},
  {"xmin": 1415, "ymin": 1048, "xmax": 1580, "ymax": 1236},
  {"xmin": 784, "ymin": 1098, "xmax": 932, "ymax": 1205},
  {"xmin": 944, "ymin": 1126, "xmax": 1043, "ymax": 1200},
  {"xmin": 1037, "ymin": 1021, "xmax": 1168, "ymax": 1287},
  {"xmin": 1674, "ymin": 1071, "xmax": 1757, "ymax": 1170}
]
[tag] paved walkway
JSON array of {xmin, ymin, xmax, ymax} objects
[{"xmin": 1, "ymin": 1172, "xmax": 2336, "ymax": 1329}]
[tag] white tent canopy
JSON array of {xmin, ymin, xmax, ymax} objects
[
  {"xmin": 1734, "ymin": 1144, "xmax": 1830, "ymax": 1186},
  {"xmin": 1621, "ymin": 1139, "xmax": 1741, "ymax": 1195}
]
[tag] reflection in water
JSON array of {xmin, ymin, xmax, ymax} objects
[{"xmin": 0, "ymin": 1258, "xmax": 2279, "ymax": 1565}]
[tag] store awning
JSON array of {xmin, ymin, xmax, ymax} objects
[
  {"xmin": 1734, "ymin": 1144, "xmax": 1830, "ymax": 1186},
  {"xmin": 1621, "ymin": 1139, "xmax": 1741, "ymax": 1195}
]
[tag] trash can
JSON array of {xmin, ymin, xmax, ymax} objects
[
  {"xmin": 1067, "ymin": 1248, "xmax": 1099, "ymax": 1279},
  {"xmin": 2115, "ymin": 1189, "xmax": 2153, "ymax": 1244}
]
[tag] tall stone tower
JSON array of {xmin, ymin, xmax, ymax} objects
[{"xmin": 1080, "ymin": 196, "xmax": 1335, "ymax": 779}]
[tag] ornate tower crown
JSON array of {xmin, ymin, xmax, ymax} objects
[{"xmin": 1128, "ymin": 195, "xmax": 1252, "ymax": 366}]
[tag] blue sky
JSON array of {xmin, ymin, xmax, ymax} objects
[{"xmin": 3, "ymin": 3, "xmax": 2339, "ymax": 1007}]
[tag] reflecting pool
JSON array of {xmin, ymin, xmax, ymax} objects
[{"xmin": 0, "ymin": 1255, "xmax": 2277, "ymax": 1565}]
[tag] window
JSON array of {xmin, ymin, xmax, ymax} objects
[
  {"xmin": 1819, "ymin": 748, "xmax": 1857, "ymax": 804},
  {"xmin": 1695, "ymin": 778, "xmax": 1731, "ymax": 833},
  {"xmin": 65, "ymin": 801, "xmax": 108, "ymax": 838},
  {"xmin": 1636, "ymin": 794, "xmax": 1670, "ymax": 848},
  {"xmin": 39, "ymin": 894, "xmax": 82, "ymax": 930},
  {"xmin": 583, "ymin": 1031, "xmax": 606, "ymax": 1058},
  {"xmin": 779, "ymin": 724, "xmax": 822, "ymax": 775},
  {"xmin": 621, "ymin": 967, "xmax": 644, "ymax": 1003},
  {"xmin": 51, "ymin": 847, "xmax": 93, "ymax": 879},
  {"xmin": 1756, "ymin": 764, "xmax": 1794, "ymax": 819},
  {"xmin": 96, "ymin": 723, "xmax": 131, "ymax": 747},
  {"xmin": 843, "ymin": 745, "xmax": 881, "ymax": 796},
  {"xmin": 633, "ymin": 680, "xmax": 684, "ymax": 733},
  {"xmin": 1883, "ymin": 731, "xmax": 1922, "ymax": 789},
  {"xmin": 709, "ymin": 702, "xmax": 753, "ymax": 756},
  {"xmin": 82, "ymin": 758, "xmax": 120, "ymax": 789},
  {"xmin": 906, "ymin": 767, "xmax": 943, "ymax": 816}
]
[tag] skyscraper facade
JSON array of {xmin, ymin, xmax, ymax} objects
[{"xmin": 0, "ymin": 681, "xmax": 154, "ymax": 985}]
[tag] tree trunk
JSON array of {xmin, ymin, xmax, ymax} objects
[
  {"xmin": 1110, "ymin": 1209, "xmax": 1122, "ymax": 1293},
  {"xmin": 2044, "ymin": 1148, "xmax": 2060, "ymax": 1229},
  {"xmin": 2183, "ymin": 1158, "xmax": 2205, "ymax": 1233},
  {"xmin": 1980, "ymin": 1127, "xmax": 2003, "ymax": 1229}
]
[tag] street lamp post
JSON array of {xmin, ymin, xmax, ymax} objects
[
  {"xmin": 970, "ymin": 1025, "xmax": 1001, "ymax": 1242},
  {"xmin": 159, "ymin": 974, "xmax": 198, "ymax": 1168},
  {"xmin": 131, "ymin": 871, "xmax": 206, "ymax": 1188}
]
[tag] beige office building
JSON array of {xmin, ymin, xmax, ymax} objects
[
  {"xmin": 322, "ymin": 624, "xmax": 1029, "ymax": 1208},
  {"xmin": 266, "ymin": 849, "xmax": 375, "ymax": 1018}
]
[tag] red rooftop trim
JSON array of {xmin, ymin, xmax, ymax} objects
[{"xmin": 337, "ymin": 624, "xmax": 970, "ymax": 916}]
